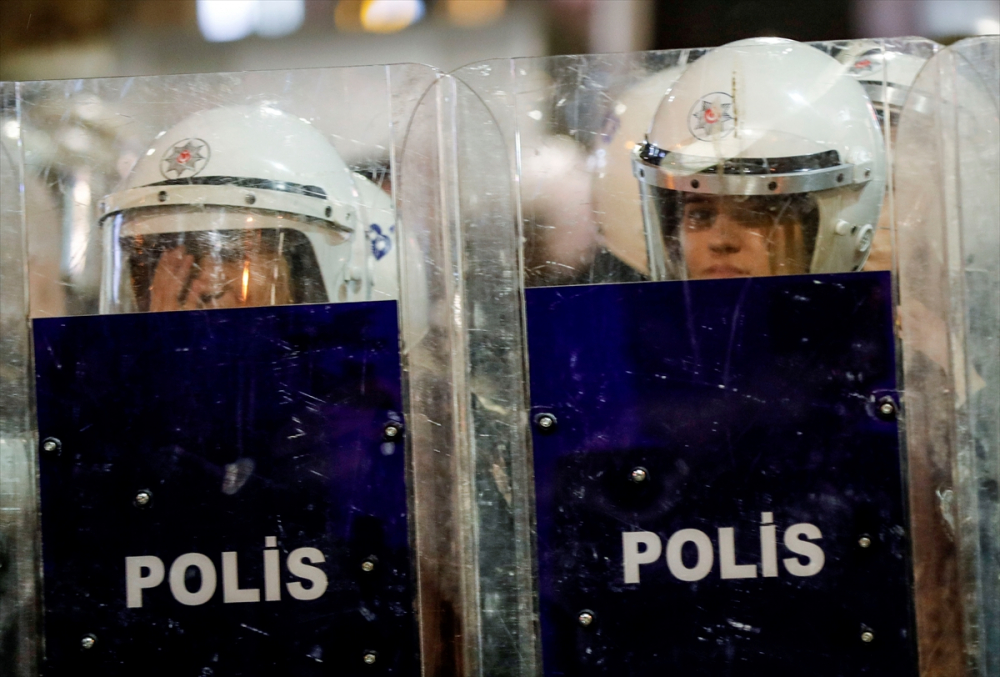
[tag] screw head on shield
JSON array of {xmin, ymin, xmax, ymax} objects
[{"xmin": 534, "ymin": 413, "xmax": 557, "ymax": 432}]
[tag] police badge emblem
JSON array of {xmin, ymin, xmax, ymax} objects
[
  {"xmin": 689, "ymin": 92, "xmax": 735, "ymax": 141},
  {"xmin": 849, "ymin": 49, "xmax": 881, "ymax": 75},
  {"xmin": 160, "ymin": 138, "xmax": 210, "ymax": 179}
]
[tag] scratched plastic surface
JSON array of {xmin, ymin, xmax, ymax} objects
[
  {"xmin": 4, "ymin": 37, "xmax": 997, "ymax": 677},
  {"xmin": 451, "ymin": 38, "xmax": 938, "ymax": 289},
  {"xmin": 34, "ymin": 302, "xmax": 413, "ymax": 675},
  {"xmin": 895, "ymin": 36, "xmax": 1000, "ymax": 677},
  {"xmin": 1, "ymin": 82, "xmax": 39, "ymax": 677},
  {"xmin": 443, "ymin": 37, "xmax": 995, "ymax": 677},
  {"xmin": 526, "ymin": 272, "xmax": 914, "ymax": 676},
  {"xmin": 0, "ymin": 65, "xmax": 443, "ymax": 676}
]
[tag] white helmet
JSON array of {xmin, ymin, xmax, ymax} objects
[
  {"xmin": 592, "ymin": 66, "xmax": 685, "ymax": 276},
  {"xmin": 98, "ymin": 105, "xmax": 397, "ymax": 313},
  {"xmin": 834, "ymin": 40, "xmax": 934, "ymax": 272},
  {"xmin": 633, "ymin": 38, "xmax": 886, "ymax": 279},
  {"xmin": 836, "ymin": 40, "xmax": 933, "ymax": 129}
]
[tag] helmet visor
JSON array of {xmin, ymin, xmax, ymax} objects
[
  {"xmin": 103, "ymin": 206, "xmax": 330, "ymax": 313},
  {"xmin": 640, "ymin": 183, "xmax": 820, "ymax": 280}
]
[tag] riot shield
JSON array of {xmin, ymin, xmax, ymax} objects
[
  {"xmin": 895, "ymin": 35, "xmax": 1000, "ymax": 677},
  {"xmin": 1, "ymin": 80, "xmax": 40, "ymax": 677},
  {"xmin": 442, "ymin": 35, "xmax": 1000, "ymax": 676},
  {"xmin": 0, "ymin": 64, "xmax": 447, "ymax": 676},
  {"xmin": 397, "ymin": 68, "xmax": 538, "ymax": 677},
  {"xmin": 3, "ymin": 35, "xmax": 995, "ymax": 677}
]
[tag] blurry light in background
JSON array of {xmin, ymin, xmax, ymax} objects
[
  {"xmin": 920, "ymin": 0, "xmax": 1000, "ymax": 37},
  {"xmin": 855, "ymin": 0, "xmax": 998, "ymax": 41},
  {"xmin": 334, "ymin": 0, "xmax": 365, "ymax": 31},
  {"xmin": 197, "ymin": 0, "xmax": 305, "ymax": 42},
  {"xmin": 445, "ymin": 0, "xmax": 506, "ymax": 28},
  {"xmin": 198, "ymin": 0, "xmax": 255, "ymax": 41},
  {"xmin": 255, "ymin": 0, "xmax": 308, "ymax": 38},
  {"xmin": 977, "ymin": 17, "xmax": 1000, "ymax": 35},
  {"xmin": 359, "ymin": 0, "xmax": 426, "ymax": 34},
  {"xmin": 3, "ymin": 121, "xmax": 20, "ymax": 140}
]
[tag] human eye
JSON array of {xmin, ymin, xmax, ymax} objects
[{"xmin": 683, "ymin": 205, "xmax": 715, "ymax": 229}]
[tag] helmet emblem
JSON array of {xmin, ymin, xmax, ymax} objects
[
  {"xmin": 689, "ymin": 92, "xmax": 734, "ymax": 141},
  {"xmin": 160, "ymin": 138, "xmax": 210, "ymax": 179},
  {"xmin": 851, "ymin": 58, "xmax": 874, "ymax": 74},
  {"xmin": 368, "ymin": 224, "xmax": 392, "ymax": 261},
  {"xmin": 849, "ymin": 49, "xmax": 880, "ymax": 74}
]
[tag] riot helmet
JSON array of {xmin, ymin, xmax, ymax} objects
[
  {"xmin": 837, "ymin": 40, "xmax": 933, "ymax": 131},
  {"xmin": 99, "ymin": 105, "xmax": 394, "ymax": 313},
  {"xmin": 836, "ymin": 40, "xmax": 934, "ymax": 272},
  {"xmin": 633, "ymin": 38, "xmax": 887, "ymax": 280}
]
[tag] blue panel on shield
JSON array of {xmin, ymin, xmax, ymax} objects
[
  {"xmin": 527, "ymin": 272, "xmax": 916, "ymax": 676},
  {"xmin": 34, "ymin": 302, "xmax": 416, "ymax": 675}
]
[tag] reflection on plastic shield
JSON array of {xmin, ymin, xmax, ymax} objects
[
  {"xmin": 527, "ymin": 272, "xmax": 915, "ymax": 676},
  {"xmin": 33, "ymin": 301, "xmax": 416, "ymax": 675}
]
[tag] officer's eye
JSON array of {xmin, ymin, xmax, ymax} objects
[{"xmin": 683, "ymin": 206, "xmax": 716, "ymax": 229}]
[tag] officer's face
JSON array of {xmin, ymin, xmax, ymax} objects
[
  {"xmin": 148, "ymin": 244, "xmax": 292, "ymax": 311},
  {"xmin": 680, "ymin": 194, "xmax": 809, "ymax": 279}
]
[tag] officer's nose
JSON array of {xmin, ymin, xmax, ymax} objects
[{"xmin": 707, "ymin": 212, "xmax": 743, "ymax": 254}]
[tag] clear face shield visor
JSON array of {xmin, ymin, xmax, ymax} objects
[
  {"xmin": 637, "ymin": 182, "xmax": 821, "ymax": 281},
  {"xmin": 101, "ymin": 206, "xmax": 343, "ymax": 313},
  {"xmin": 634, "ymin": 145, "xmax": 877, "ymax": 279}
]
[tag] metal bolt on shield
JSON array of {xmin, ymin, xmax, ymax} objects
[
  {"xmin": 42, "ymin": 437, "xmax": 61, "ymax": 454},
  {"xmin": 133, "ymin": 490, "xmax": 152, "ymax": 508},
  {"xmin": 858, "ymin": 535, "xmax": 872, "ymax": 548},
  {"xmin": 577, "ymin": 610, "xmax": 595, "ymax": 627},
  {"xmin": 361, "ymin": 559, "xmax": 375, "ymax": 573},
  {"xmin": 534, "ymin": 413, "xmax": 557, "ymax": 432},
  {"xmin": 80, "ymin": 634, "xmax": 96, "ymax": 650},
  {"xmin": 363, "ymin": 651, "xmax": 377, "ymax": 665},
  {"xmin": 876, "ymin": 397, "xmax": 897, "ymax": 420},
  {"xmin": 861, "ymin": 631, "xmax": 874, "ymax": 643},
  {"xmin": 630, "ymin": 467, "xmax": 648, "ymax": 483},
  {"xmin": 383, "ymin": 422, "xmax": 402, "ymax": 440}
]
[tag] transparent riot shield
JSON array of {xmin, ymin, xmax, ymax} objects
[
  {"xmin": 895, "ymin": 35, "xmax": 1000, "ymax": 677},
  {"xmin": 0, "ymin": 64, "xmax": 448, "ymax": 676},
  {"xmin": 1, "ymin": 81, "xmax": 40, "ymax": 677},
  {"xmin": 397, "ymin": 69, "xmax": 538, "ymax": 677},
  {"xmin": 437, "ymin": 35, "xmax": 1000, "ymax": 676}
]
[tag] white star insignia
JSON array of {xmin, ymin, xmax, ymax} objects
[
  {"xmin": 688, "ymin": 93, "xmax": 736, "ymax": 141},
  {"xmin": 161, "ymin": 139, "xmax": 209, "ymax": 178},
  {"xmin": 692, "ymin": 99, "xmax": 733, "ymax": 133}
]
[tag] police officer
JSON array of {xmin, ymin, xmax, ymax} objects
[
  {"xmin": 99, "ymin": 104, "xmax": 397, "ymax": 314},
  {"xmin": 83, "ymin": 104, "xmax": 413, "ymax": 672},
  {"xmin": 632, "ymin": 38, "xmax": 887, "ymax": 280}
]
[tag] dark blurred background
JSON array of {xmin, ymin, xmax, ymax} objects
[{"xmin": 2, "ymin": 0, "xmax": 998, "ymax": 81}]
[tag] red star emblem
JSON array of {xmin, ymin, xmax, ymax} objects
[
  {"xmin": 689, "ymin": 93, "xmax": 735, "ymax": 141},
  {"xmin": 160, "ymin": 138, "xmax": 210, "ymax": 179},
  {"xmin": 849, "ymin": 51, "xmax": 879, "ymax": 75}
]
